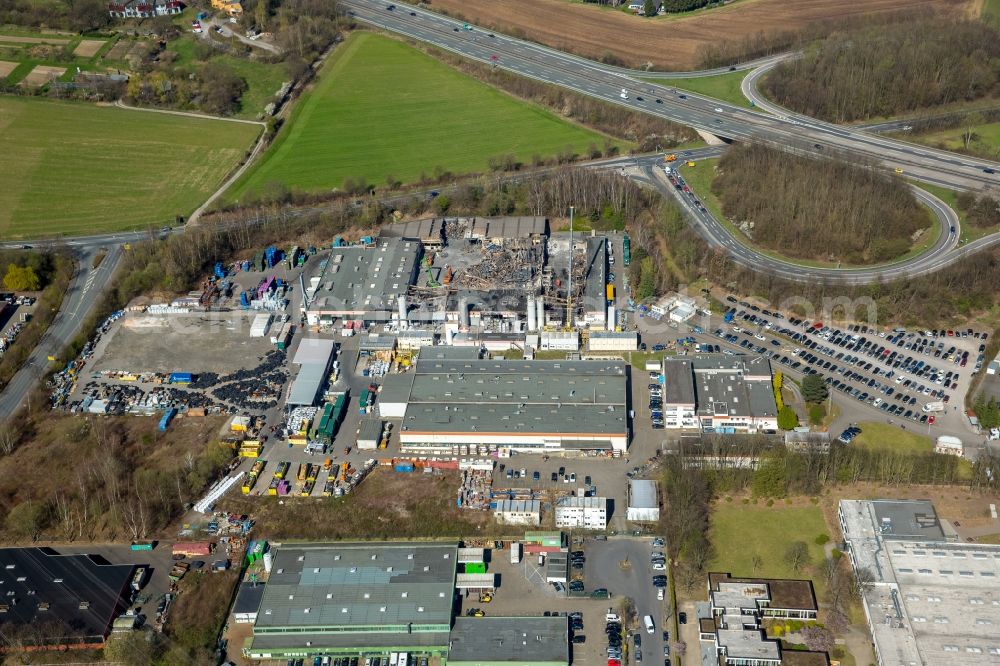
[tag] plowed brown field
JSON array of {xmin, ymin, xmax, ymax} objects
[{"xmin": 424, "ymin": 0, "xmax": 972, "ymax": 70}]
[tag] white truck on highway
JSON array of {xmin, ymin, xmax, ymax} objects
[{"xmin": 922, "ymin": 401, "xmax": 945, "ymax": 413}]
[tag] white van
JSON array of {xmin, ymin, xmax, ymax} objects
[{"xmin": 643, "ymin": 614, "xmax": 655, "ymax": 634}]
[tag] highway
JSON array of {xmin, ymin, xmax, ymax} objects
[
  {"xmin": 343, "ymin": 0, "xmax": 1000, "ymax": 192},
  {"xmin": 604, "ymin": 148, "xmax": 961, "ymax": 285}
]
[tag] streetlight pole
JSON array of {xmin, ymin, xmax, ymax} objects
[{"xmin": 567, "ymin": 206, "xmax": 574, "ymax": 330}]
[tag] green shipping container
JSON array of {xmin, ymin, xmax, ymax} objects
[{"xmin": 465, "ymin": 562, "xmax": 487, "ymax": 574}]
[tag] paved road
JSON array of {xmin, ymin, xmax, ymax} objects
[
  {"xmin": 345, "ymin": 0, "xmax": 1000, "ymax": 192},
  {"xmin": 0, "ymin": 245, "xmax": 122, "ymax": 420},
  {"xmin": 617, "ymin": 150, "xmax": 962, "ymax": 285}
]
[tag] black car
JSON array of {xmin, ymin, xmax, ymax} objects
[
  {"xmin": 679, "ymin": 612, "xmax": 688, "ymax": 624},
  {"xmin": 551, "ymin": 472, "xmax": 558, "ymax": 482},
  {"xmin": 409, "ymin": 10, "xmax": 416, "ymax": 14},
  {"xmin": 655, "ymin": 98, "xmax": 662, "ymax": 103},
  {"xmin": 572, "ymin": 634, "xmax": 586, "ymax": 644},
  {"xmin": 386, "ymin": 3, "xmax": 395, "ymax": 8},
  {"xmin": 634, "ymin": 634, "xmax": 642, "ymax": 647}
]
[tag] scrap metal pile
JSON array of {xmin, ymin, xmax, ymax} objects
[{"xmin": 456, "ymin": 243, "xmax": 545, "ymax": 291}]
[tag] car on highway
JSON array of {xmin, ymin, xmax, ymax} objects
[
  {"xmin": 985, "ymin": 168, "xmax": 996, "ymax": 174},
  {"xmin": 386, "ymin": 3, "xmax": 394, "ymax": 8},
  {"xmin": 714, "ymin": 107, "xmax": 723, "ymax": 112},
  {"xmin": 895, "ymin": 167, "xmax": 904, "ymax": 174},
  {"xmin": 677, "ymin": 94, "xmax": 687, "ymax": 99},
  {"xmin": 620, "ymin": 89, "xmax": 629, "ymax": 100}
]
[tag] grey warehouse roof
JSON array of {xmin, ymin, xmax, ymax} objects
[
  {"xmin": 660, "ymin": 358, "xmax": 696, "ymax": 406},
  {"xmin": 629, "ymin": 479, "xmax": 658, "ymax": 509},
  {"xmin": 308, "ymin": 239, "xmax": 420, "ymax": 315},
  {"xmin": 871, "ymin": 499, "xmax": 946, "ymax": 541},
  {"xmin": 391, "ymin": 350, "xmax": 628, "ymax": 436},
  {"xmin": 684, "ymin": 354, "xmax": 776, "ymax": 418},
  {"xmin": 292, "ymin": 337, "xmax": 336, "ymax": 365},
  {"xmin": 448, "ymin": 616, "xmax": 568, "ymax": 663},
  {"xmin": 254, "ymin": 542, "xmax": 458, "ymax": 630}
]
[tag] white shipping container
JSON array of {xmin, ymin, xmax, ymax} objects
[{"xmin": 510, "ymin": 542, "xmax": 522, "ymax": 564}]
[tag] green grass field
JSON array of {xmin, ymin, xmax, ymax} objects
[
  {"xmin": 852, "ymin": 421, "xmax": 934, "ymax": 454},
  {"xmin": 639, "ymin": 70, "xmax": 752, "ymax": 108},
  {"xmin": 710, "ymin": 503, "xmax": 830, "ymax": 592},
  {"xmin": 0, "ymin": 97, "xmax": 259, "ymax": 238},
  {"xmin": 910, "ymin": 121, "xmax": 1000, "ymax": 161},
  {"xmin": 230, "ymin": 32, "xmax": 618, "ymax": 200}
]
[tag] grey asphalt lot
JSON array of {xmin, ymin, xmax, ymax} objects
[{"xmin": 585, "ymin": 537, "xmax": 670, "ymax": 664}]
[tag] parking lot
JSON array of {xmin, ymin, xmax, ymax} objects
[
  {"xmin": 636, "ymin": 294, "xmax": 985, "ymax": 442},
  {"xmin": 717, "ymin": 302, "xmax": 981, "ymax": 428}
]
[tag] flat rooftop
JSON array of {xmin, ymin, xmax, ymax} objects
[
  {"xmin": 253, "ymin": 542, "xmax": 457, "ymax": 631},
  {"xmin": 708, "ymin": 573, "xmax": 818, "ymax": 613},
  {"xmin": 629, "ymin": 479, "xmax": 657, "ymax": 509},
  {"xmin": 840, "ymin": 499, "xmax": 1000, "ymax": 665},
  {"xmin": 661, "ymin": 357, "xmax": 696, "ymax": 406},
  {"xmin": 687, "ymin": 354, "xmax": 777, "ymax": 419},
  {"xmin": 308, "ymin": 238, "xmax": 420, "ymax": 315},
  {"xmin": 871, "ymin": 499, "xmax": 946, "ymax": 541},
  {"xmin": 390, "ymin": 351, "xmax": 628, "ymax": 437},
  {"xmin": 0, "ymin": 547, "xmax": 134, "ymax": 647},
  {"xmin": 448, "ymin": 616, "xmax": 567, "ymax": 663}
]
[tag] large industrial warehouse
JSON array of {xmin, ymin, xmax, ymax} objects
[
  {"xmin": 243, "ymin": 541, "xmax": 570, "ymax": 664},
  {"xmin": 377, "ymin": 348, "xmax": 629, "ymax": 453},
  {"xmin": 246, "ymin": 542, "xmax": 458, "ymax": 660}
]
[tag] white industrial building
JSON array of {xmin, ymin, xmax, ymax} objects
[
  {"xmin": 626, "ymin": 479, "xmax": 659, "ymax": 522},
  {"xmin": 840, "ymin": 499, "xmax": 1000, "ymax": 666},
  {"xmin": 587, "ymin": 331, "xmax": 638, "ymax": 352},
  {"xmin": 660, "ymin": 355, "xmax": 778, "ymax": 433},
  {"xmin": 395, "ymin": 329, "xmax": 435, "ymax": 350},
  {"xmin": 555, "ymin": 496, "xmax": 608, "ymax": 530},
  {"xmin": 377, "ymin": 349, "xmax": 629, "ymax": 453},
  {"xmin": 286, "ymin": 338, "xmax": 336, "ymax": 407},
  {"xmin": 540, "ymin": 331, "xmax": 580, "ymax": 351},
  {"xmin": 494, "ymin": 499, "xmax": 541, "ymax": 526}
]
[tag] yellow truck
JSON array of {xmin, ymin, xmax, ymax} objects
[{"xmin": 665, "ymin": 154, "xmax": 677, "ymax": 162}]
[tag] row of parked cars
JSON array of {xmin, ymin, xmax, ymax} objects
[{"xmin": 648, "ymin": 381, "xmax": 664, "ymax": 429}]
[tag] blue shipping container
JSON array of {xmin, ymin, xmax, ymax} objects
[
  {"xmin": 169, "ymin": 372, "xmax": 193, "ymax": 384},
  {"xmin": 159, "ymin": 407, "xmax": 178, "ymax": 431},
  {"xmin": 394, "ymin": 463, "xmax": 415, "ymax": 473}
]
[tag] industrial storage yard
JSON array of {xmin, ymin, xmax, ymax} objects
[
  {"xmin": 88, "ymin": 312, "xmax": 279, "ymax": 375},
  {"xmin": 28, "ymin": 214, "xmax": 1000, "ymax": 666}
]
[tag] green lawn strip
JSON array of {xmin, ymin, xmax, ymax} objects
[
  {"xmin": 0, "ymin": 96, "xmax": 259, "ymax": 238},
  {"xmin": 638, "ymin": 69, "xmax": 752, "ymax": 108},
  {"xmin": 4, "ymin": 60, "xmax": 34, "ymax": 84},
  {"xmin": 219, "ymin": 55, "xmax": 286, "ymax": 120},
  {"xmin": 229, "ymin": 32, "xmax": 622, "ymax": 200},
  {"xmin": 680, "ymin": 160, "xmax": 940, "ymax": 269},
  {"xmin": 853, "ymin": 420, "xmax": 973, "ymax": 479},
  {"xmin": 709, "ymin": 503, "xmax": 830, "ymax": 596},
  {"xmin": 92, "ymin": 35, "xmax": 120, "ymax": 61},
  {"xmin": 851, "ymin": 421, "xmax": 934, "ymax": 454}
]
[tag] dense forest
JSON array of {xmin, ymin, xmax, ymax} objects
[
  {"xmin": 762, "ymin": 18, "xmax": 1000, "ymax": 122},
  {"xmin": 710, "ymin": 145, "xmax": 929, "ymax": 263}
]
